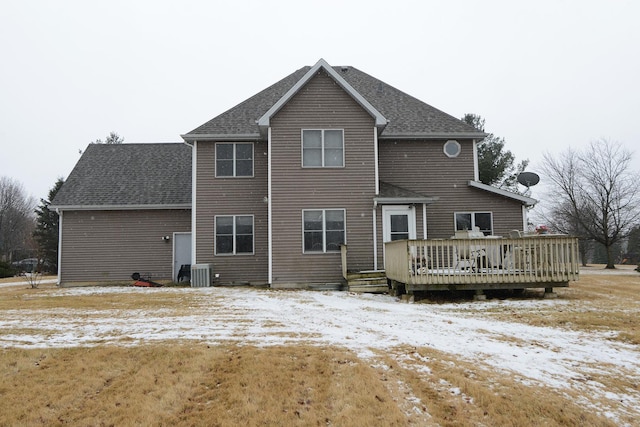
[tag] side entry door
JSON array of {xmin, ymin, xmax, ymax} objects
[
  {"xmin": 382, "ymin": 206, "xmax": 416, "ymax": 260},
  {"xmin": 173, "ymin": 232, "xmax": 192, "ymax": 282}
]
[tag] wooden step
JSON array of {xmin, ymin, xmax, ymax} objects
[
  {"xmin": 347, "ymin": 276, "xmax": 389, "ymax": 293},
  {"xmin": 345, "ymin": 270, "xmax": 386, "ymax": 280}
]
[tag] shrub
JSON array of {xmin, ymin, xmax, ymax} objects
[{"xmin": 0, "ymin": 261, "xmax": 15, "ymax": 278}]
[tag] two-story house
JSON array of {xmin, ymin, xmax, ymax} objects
[{"xmin": 51, "ymin": 59, "xmax": 535, "ymax": 287}]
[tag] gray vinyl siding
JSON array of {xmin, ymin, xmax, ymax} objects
[
  {"xmin": 59, "ymin": 209, "xmax": 191, "ymax": 284},
  {"xmin": 270, "ymin": 70, "xmax": 377, "ymax": 286},
  {"xmin": 194, "ymin": 141, "xmax": 269, "ymax": 284},
  {"xmin": 377, "ymin": 139, "xmax": 524, "ymax": 264}
]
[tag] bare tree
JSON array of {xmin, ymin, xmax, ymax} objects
[
  {"xmin": 92, "ymin": 131, "xmax": 124, "ymax": 144},
  {"xmin": 0, "ymin": 177, "xmax": 36, "ymax": 262},
  {"xmin": 541, "ymin": 139, "xmax": 640, "ymax": 268}
]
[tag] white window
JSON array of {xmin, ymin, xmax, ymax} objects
[
  {"xmin": 455, "ymin": 212, "xmax": 493, "ymax": 236},
  {"xmin": 302, "ymin": 129, "xmax": 344, "ymax": 167},
  {"xmin": 303, "ymin": 209, "xmax": 346, "ymax": 253},
  {"xmin": 215, "ymin": 215, "xmax": 254, "ymax": 255},
  {"xmin": 216, "ymin": 143, "xmax": 253, "ymax": 177},
  {"xmin": 443, "ymin": 140, "xmax": 461, "ymax": 158}
]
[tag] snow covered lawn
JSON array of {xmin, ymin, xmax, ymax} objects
[{"xmin": 1, "ymin": 269, "xmax": 638, "ymax": 424}]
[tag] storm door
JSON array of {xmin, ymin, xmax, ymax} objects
[{"xmin": 382, "ymin": 206, "xmax": 416, "ymax": 261}]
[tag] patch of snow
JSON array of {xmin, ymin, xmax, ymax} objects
[{"xmin": 0, "ymin": 286, "xmax": 638, "ymax": 423}]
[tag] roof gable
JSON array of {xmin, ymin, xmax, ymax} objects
[
  {"xmin": 182, "ymin": 59, "xmax": 485, "ymax": 142},
  {"xmin": 51, "ymin": 143, "xmax": 192, "ymax": 209},
  {"xmin": 256, "ymin": 59, "xmax": 387, "ymax": 132}
]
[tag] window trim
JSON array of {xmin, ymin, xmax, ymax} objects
[
  {"xmin": 214, "ymin": 215, "xmax": 255, "ymax": 256},
  {"xmin": 454, "ymin": 211, "xmax": 493, "ymax": 236},
  {"xmin": 302, "ymin": 208, "xmax": 346, "ymax": 253},
  {"xmin": 301, "ymin": 129, "xmax": 345, "ymax": 168},
  {"xmin": 215, "ymin": 142, "xmax": 254, "ymax": 178},
  {"xmin": 443, "ymin": 139, "xmax": 461, "ymax": 158}
]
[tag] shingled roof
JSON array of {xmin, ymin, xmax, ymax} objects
[
  {"xmin": 51, "ymin": 143, "xmax": 191, "ymax": 209},
  {"xmin": 183, "ymin": 59, "xmax": 485, "ymax": 141}
]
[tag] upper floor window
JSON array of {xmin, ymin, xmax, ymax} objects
[
  {"xmin": 215, "ymin": 215, "xmax": 254, "ymax": 255},
  {"xmin": 443, "ymin": 140, "xmax": 461, "ymax": 158},
  {"xmin": 455, "ymin": 212, "xmax": 493, "ymax": 236},
  {"xmin": 303, "ymin": 209, "xmax": 346, "ymax": 253},
  {"xmin": 302, "ymin": 129, "xmax": 344, "ymax": 167},
  {"xmin": 216, "ymin": 143, "xmax": 253, "ymax": 177}
]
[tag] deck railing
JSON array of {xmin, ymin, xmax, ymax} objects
[{"xmin": 385, "ymin": 236, "xmax": 580, "ymax": 288}]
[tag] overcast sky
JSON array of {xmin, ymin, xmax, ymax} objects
[{"xmin": 1, "ymin": 0, "xmax": 638, "ymax": 208}]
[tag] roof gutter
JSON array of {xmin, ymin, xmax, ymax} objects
[
  {"xmin": 181, "ymin": 133, "xmax": 262, "ymax": 143},
  {"xmin": 380, "ymin": 132, "xmax": 488, "ymax": 140},
  {"xmin": 374, "ymin": 196, "xmax": 439, "ymax": 206},
  {"xmin": 49, "ymin": 203, "xmax": 192, "ymax": 212}
]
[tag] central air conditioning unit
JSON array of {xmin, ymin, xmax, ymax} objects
[{"xmin": 191, "ymin": 263, "xmax": 214, "ymax": 287}]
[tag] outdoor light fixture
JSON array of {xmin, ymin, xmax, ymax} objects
[{"xmin": 162, "ymin": 235, "xmax": 171, "ymax": 242}]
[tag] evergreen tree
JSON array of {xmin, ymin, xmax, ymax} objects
[
  {"xmin": 33, "ymin": 178, "xmax": 64, "ymax": 273},
  {"xmin": 462, "ymin": 114, "xmax": 528, "ymax": 192}
]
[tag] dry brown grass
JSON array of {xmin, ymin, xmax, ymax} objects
[
  {"xmin": 0, "ymin": 269, "xmax": 638, "ymax": 425},
  {"xmin": 437, "ymin": 269, "xmax": 640, "ymax": 345},
  {"xmin": 0, "ymin": 345, "xmax": 407, "ymax": 426},
  {"xmin": 0, "ymin": 344, "xmax": 621, "ymax": 426},
  {"xmin": 375, "ymin": 346, "xmax": 620, "ymax": 427}
]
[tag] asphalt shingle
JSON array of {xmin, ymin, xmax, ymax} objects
[
  {"xmin": 51, "ymin": 143, "xmax": 191, "ymax": 208},
  {"xmin": 184, "ymin": 63, "xmax": 483, "ymax": 139}
]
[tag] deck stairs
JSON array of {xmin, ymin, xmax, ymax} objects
[
  {"xmin": 340, "ymin": 245, "xmax": 389, "ymax": 293},
  {"xmin": 345, "ymin": 270, "xmax": 389, "ymax": 293}
]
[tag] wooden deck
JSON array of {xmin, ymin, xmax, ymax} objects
[{"xmin": 384, "ymin": 235, "xmax": 580, "ymax": 296}]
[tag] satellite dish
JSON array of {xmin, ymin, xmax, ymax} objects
[{"xmin": 517, "ymin": 172, "xmax": 540, "ymax": 187}]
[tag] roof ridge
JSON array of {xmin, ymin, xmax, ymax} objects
[{"xmin": 183, "ymin": 60, "xmax": 486, "ymax": 141}]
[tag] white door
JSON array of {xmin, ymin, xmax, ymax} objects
[
  {"xmin": 382, "ymin": 206, "xmax": 416, "ymax": 263},
  {"xmin": 383, "ymin": 206, "xmax": 416, "ymax": 243},
  {"xmin": 173, "ymin": 232, "xmax": 192, "ymax": 281}
]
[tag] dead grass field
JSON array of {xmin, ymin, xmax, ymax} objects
[{"xmin": 0, "ymin": 267, "xmax": 638, "ymax": 426}]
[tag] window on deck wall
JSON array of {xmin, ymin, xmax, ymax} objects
[
  {"xmin": 216, "ymin": 143, "xmax": 253, "ymax": 177},
  {"xmin": 455, "ymin": 212, "xmax": 493, "ymax": 236},
  {"xmin": 215, "ymin": 215, "xmax": 254, "ymax": 255},
  {"xmin": 302, "ymin": 130, "xmax": 344, "ymax": 167},
  {"xmin": 303, "ymin": 209, "xmax": 345, "ymax": 253}
]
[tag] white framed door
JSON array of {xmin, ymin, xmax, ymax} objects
[
  {"xmin": 383, "ymin": 205, "xmax": 416, "ymax": 243},
  {"xmin": 382, "ymin": 205, "xmax": 416, "ymax": 264},
  {"xmin": 382, "ymin": 206, "xmax": 416, "ymax": 263},
  {"xmin": 173, "ymin": 232, "xmax": 192, "ymax": 281}
]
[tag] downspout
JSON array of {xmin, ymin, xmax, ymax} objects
[
  {"xmin": 268, "ymin": 127, "xmax": 273, "ymax": 284},
  {"xmin": 190, "ymin": 141, "xmax": 197, "ymax": 264},
  {"xmin": 373, "ymin": 128, "xmax": 379, "ymax": 270},
  {"xmin": 372, "ymin": 201, "xmax": 378, "ymax": 271},
  {"xmin": 56, "ymin": 208, "xmax": 62, "ymax": 286},
  {"xmin": 374, "ymin": 128, "xmax": 379, "ymax": 194},
  {"xmin": 473, "ymin": 139, "xmax": 479, "ymax": 181}
]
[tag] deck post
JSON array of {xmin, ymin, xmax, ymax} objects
[
  {"xmin": 473, "ymin": 289, "xmax": 486, "ymax": 301},
  {"xmin": 544, "ymin": 287, "xmax": 558, "ymax": 298}
]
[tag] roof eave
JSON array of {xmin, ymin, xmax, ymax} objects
[
  {"xmin": 467, "ymin": 180, "xmax": 537, "ymax": 206},
  {"xmin": 50, "ymin": 203, "xmax": 192, "ymax": 212},
  {"xmin": 380, "ymin": 132, "xmax": 488, "ymax": 140},
  {"xmin": 181, "ymin": 133, "xmax": 262, "ymax": 143},
  {"xmin": 257, "ymin": 58, "xmax": 388, "ymax": 132},
  {"xmin": 374, "ymin": 197, "xmax": 439, "ymax": 205}
]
